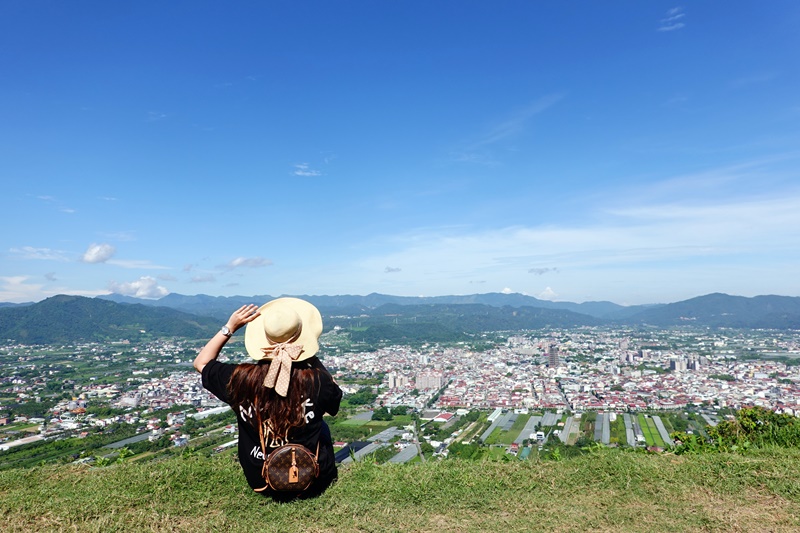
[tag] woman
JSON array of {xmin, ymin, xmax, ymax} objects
[{"xmin": 193, "ymin": 297, "xmax": 342, "ymax": 500}]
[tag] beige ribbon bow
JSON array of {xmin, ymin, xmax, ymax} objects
[{"xmin": 262, "ymin": 342, "xmax": 304, "ymax": 397}]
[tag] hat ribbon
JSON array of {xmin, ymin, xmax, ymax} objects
[{"xmin": 262, "ymin": 343, "xmax": 304, "ymax": 397}]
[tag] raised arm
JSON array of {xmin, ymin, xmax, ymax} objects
[{"xmin": 193, "ymin": 304, "xmax": 260, "ymax": 373}]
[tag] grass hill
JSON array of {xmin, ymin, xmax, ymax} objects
[{"xmin": 1, "ymin": 448, "xmax": 798, "ymax": 532}]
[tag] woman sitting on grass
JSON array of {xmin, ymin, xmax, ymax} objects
[{"xmin": 193, "ymin": 297, "xmax": 342, "ymax": 500}]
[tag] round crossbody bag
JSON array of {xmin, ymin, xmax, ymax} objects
[{"xmin": 259, "ymin": 434, "xmax": 320, "ymax": 492}]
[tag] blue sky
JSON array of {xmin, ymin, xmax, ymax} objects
[{"xmin": 2, "ymin": 1, "xmax": 800, "ymax": 305}]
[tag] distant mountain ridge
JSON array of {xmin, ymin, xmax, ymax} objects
[
  {"xmin": 624, "ymin": 293, "xmax": 800, "ymax": 329},
  {"xmin": 95, "ymin": 291, "xmax": 800, "ymax": 330},
  {"xmin": 2, "ymin": 292, "xmax": 800, "ymax": 344},
  {"xmin": 97, "ymin": 291, "xmax": 658, "ymax": 321},
  {"xmin": 0, "ymin": 294, "xmax": 218, "ymax": 344}
]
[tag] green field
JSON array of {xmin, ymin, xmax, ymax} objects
[
  {"xmin": 483, "ymin": 413, "xmax": 531, "ymax": 445},
  {"xmin": 337, "ymin": 418, "xmax": 370, "ymax": 426},
  {"xmin": 637, "ymin": 414, "xmax": 666, "ymax": 447},
  {"xmin": 608, "ymin": 415, "xmax": 627, "ymax": 445}
]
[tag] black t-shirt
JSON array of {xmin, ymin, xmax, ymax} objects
[{"xmin": 201, "ymin": 356, "xmax": 342, "ymax": 493}]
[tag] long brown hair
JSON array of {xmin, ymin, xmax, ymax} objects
[{"xmin": 227, "ymin": 361, "xmax": 319, "ymax": 441}]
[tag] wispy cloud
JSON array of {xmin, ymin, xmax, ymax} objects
[
  {"xmin": 452, "ymin": 94, "xmax": 563, "ymax": 164},
  {"xmin": 10, "ymin": 246, "xmax": 69, "ymax": 261},
  {"xmin": 98, "ymin": 231, "xmax": 136, "ymax": 242},
  {"xmin": 0, "ymin": 276, "xmax": 43, "ymax": 302},
  {"xmin": 33, "ymin": 195, "xmax": 76, "ymax": 214},
  {"xmin": 220, "ymin": 257, "xmax": 273, "ymax": 270},
  {"xmin": 293, "ymin": 163, "xmax": 322, "ymax": 177},
  {"xmin": 191, "ymin": 274, "xmax": 217, "ymax": 283},
  {"xmin": 658, "ymin": 7, "xmax": 686, "ymax": 32},
  {"xmin": 469, "ymin": 94, "xmax": 563, "ymax": 150},
  {"xmin": 108, "ymin": 276, "xmax": 169, "ymax": 298},
  {"xmin": 0, "ymin": 275, "xmax": 108, "ymax": 303},
  {"xmin": 529, "ymin": 267, "xmax": 559, "ymax": 275},
  {"xmin": 353, "ymin": 160, "xmax": 800, "ymax": 301},
  {"xmin": 146, "ymin": 111, "xmax": 167, "ymax": 122},
  {"xmin": 729, "ymin": 72, "xmax": 778, "ymax": 89},
  {"xmin": 45, "ymin": 272, "xmax": 57, "ymax": 281},
  {"xmin": 107, "ymin": 259, "xmax": 171, "ymax": 270},
  {"xmin": 385, "ymin": 266, "xmax": 402, "ymax": 273}
]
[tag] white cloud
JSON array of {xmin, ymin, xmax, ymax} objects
[
  {"xmin": 293, "ymin": 163, "xmax": 322, "ymax": 177},
  {"xmin": 385, "ymin": 266, "xmax": 402, "ymax": 273},
  {"xmin": 0, "ymin": 276, "xmax": 43, "ymax": 302},
  {"xmin": 501, "ymin": 287, "xmax": 514, "ymax": 294},
  {"xmin": 108, "ymin": 276, "xmax": 169, "ymax": 299},
  {"xmin": 45, "ymin": 272, "xmax": 57, "ymax": 281},
  {"xmin": 191, "ymin": 275, "xmax": 217, "ymax": 283},
  {"xmin": 222, "ymin": 257, "xmax": 273, "ymax": 270},
  {"xmin": 351, "ymin": 160, "xmax": 800, "ymax": 302},
  {"xmin": 538, "ymin": 287, "xmax": 558, "ymax": 300},
  {"xmin": 0, "ymin": 276, "xmax": 109, "ymax": 303},
  {"xmin": 10, "ymin": 246, "xmax": 69, "ymax": 261},
  {"xmin": 82, "ymin": 243, "xmax": 116, "ymax": 263}
]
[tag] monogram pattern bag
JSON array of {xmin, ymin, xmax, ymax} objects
[{"xmin": 263, "ymin": 442, "xmax": 320, "ymax": 491}]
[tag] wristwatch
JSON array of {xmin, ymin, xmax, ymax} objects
[{"xmin": 220, "ymin": 325, "xmax": 233, "ymax": 338}]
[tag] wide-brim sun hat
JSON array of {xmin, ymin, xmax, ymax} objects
[{"xmin": 244, "ymin": 297, "xmax": 322, "ymax": 362}]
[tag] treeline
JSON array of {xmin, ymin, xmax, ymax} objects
[{"xmin": 671, "ymin": 406, "xmax": 800, "ymax": 453}]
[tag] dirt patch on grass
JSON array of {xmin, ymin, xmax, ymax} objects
[{"xmin": 697, "ymin": 488, "xmax": 799, "ymax": 531}]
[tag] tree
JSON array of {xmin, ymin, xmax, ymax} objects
[
  {"xmin": 372, "ymin": 407, "xmax": 393, "ymax": 421},
  {"xmin": 347, "ymin": 387, "xmax": 377, "ymax": 406}
]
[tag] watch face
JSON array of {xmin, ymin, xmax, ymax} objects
[{"xmin": 221, "ymin": 326, "xmax": 231, "ymax": 335}]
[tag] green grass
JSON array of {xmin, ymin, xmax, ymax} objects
[
  {"xmin": 337, "ymin": 418, "xmax": 370, "ymax": 427},
  {"xmin": 1, "ymin": 447, "xmax": 799, "ymax": 532}
]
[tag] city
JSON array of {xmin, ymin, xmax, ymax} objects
[{"xmin": 2, "ymin": 325, "xmax": 799, "ymax": 466}]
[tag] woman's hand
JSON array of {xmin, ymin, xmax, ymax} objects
[
  {"xmin": 194, "ymin": 304, "xmax": 261, "ymax": 373},
  {"xmin": 225, "ymin": 304, "xmax": 261, "ymax": 334}
]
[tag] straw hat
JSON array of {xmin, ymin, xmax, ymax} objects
[{"xmin": 244, "ymin": 297, "xmax": 322, "ymax": 362}]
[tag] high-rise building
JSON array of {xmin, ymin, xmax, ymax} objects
[
  {"xmin": 416, "ymin": 370, "xmax": 443, "ymax": 390},
  {"xmin": 547, "ymin": 344, "xmax": 560, "ymax": 368}
]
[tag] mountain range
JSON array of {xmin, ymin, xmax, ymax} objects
[{"xmin": 0, "ymin": 292, "xmax": 799, "ymax": 344}]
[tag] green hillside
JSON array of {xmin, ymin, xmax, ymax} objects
[
  {"xmin": 1, "ymin": 448, "xmax": 798, "ymax": 532},
  {"xmin": 0, "ymin": 295, "xmax": 218, "ymax": 343}
]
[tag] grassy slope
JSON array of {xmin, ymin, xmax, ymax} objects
[{"xmin": 1, "ymin": 448, "xmax": 799, "ymax": 532}]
